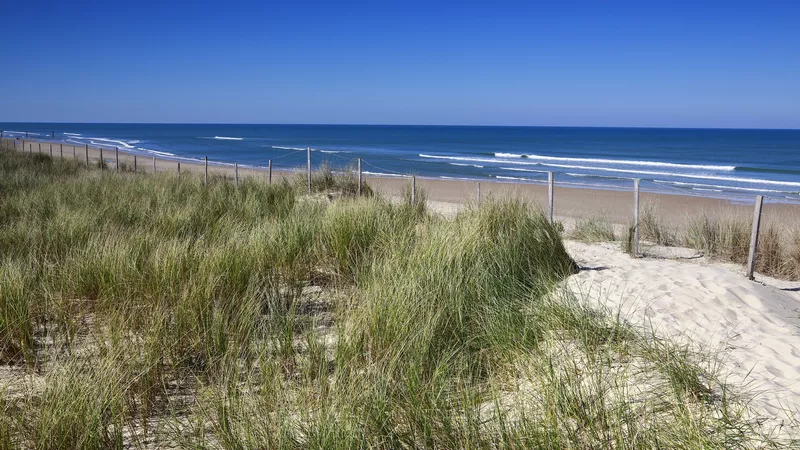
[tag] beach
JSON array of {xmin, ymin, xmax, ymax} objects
[
  {"xmin": 3, "ymin": 124, "xmax": 800, "ymax": 204},
  {"xmin": 1, "ymin": 141, "xmax": 800, "ymax": 446},
  {"xmin": 4, "ymin": 137, "xmax": 800, "ymax": 227}
]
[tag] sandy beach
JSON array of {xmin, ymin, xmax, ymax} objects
[
  {"xmin": 5, "ymin": 137, "xmax": 799, "ymax": 228},
  {"xmin": 566, "ymin": 240, "xmax": 800, "ymax": 435},
  {"xmin": 2, "ymin": 137, "xmax": 800, "ymax": 444}
]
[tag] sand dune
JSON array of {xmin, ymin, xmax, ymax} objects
[{"xmin": 565, "ymin": 240, "xmax": 800, "ymax": 433}]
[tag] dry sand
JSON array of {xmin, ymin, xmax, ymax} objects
[{"xmin": 565, "ymin": 240, "xmax": 800, "ymax": 433}]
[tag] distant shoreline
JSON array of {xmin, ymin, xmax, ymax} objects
[
  {"xmin": 2, "ymin": 125, "xmax": 800, "ymax": 205},
  {"xmin": 4, "ymin": 136, "xmax": 799, "ymax": 228}
]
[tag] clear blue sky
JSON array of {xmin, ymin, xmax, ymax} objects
[{"xmin": 1, "ymin": 0, "xmax": 799, "ymax": 128}]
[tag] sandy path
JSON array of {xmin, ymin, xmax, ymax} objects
[{"xmin": 565, "ymin": 240, "xmax": 800, "ymax": 431}]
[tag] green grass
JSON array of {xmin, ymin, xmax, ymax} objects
[
  {"xmin": 0, "ymin": 148, "xmax": 793, "ymax": 448},
  {"xmin": 569, "ymin": 214, "xmax": 616, "ymax": 242}
]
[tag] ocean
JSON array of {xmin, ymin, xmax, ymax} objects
[{"xmin": 2, "ymin": 123, "xmax": 800, "ymax": 203}]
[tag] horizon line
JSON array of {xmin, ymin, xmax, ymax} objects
[{"xmin": 1, "ymin": 121, "xmax": 799, "ymax": 132}]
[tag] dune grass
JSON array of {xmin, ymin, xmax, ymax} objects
[
  {"xmin": 568, "ymin": 214, "xmax": 616, "ymax": 243},
  {"xmin": 584, "ymin": 198, "xmax": 800, "ymax": 280},
  {"xmin": 647, "ymin": 202, "xmax": 800, "ymax": 279},
  {"xmin": 0, "ymin": 149, "xmax": 793, "ymax": 448}
]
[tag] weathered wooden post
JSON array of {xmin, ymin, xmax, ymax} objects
[
  {"xmin": 153, "ymin": 156, "xmax": 156, "ymax": 173},
  {"xmin": 268, "ymin": 159, "xmax": 272, "ymax": 184},
  {"xmin": 307, "ymin": 147, "xmax": 312, "ymax": 194},
  {"xmin": 633, "ymin": 178, "xmax": 640, "ymax": 257},
  {"xmin": 49, "ymin": 144, "xmax": 52, "ymax": 157},
  {"xmin": 235, "ymin": 163, "xmax": 239, "ymax": 186},
  {"xmin": 357, "ymin": 158, "xmax": 362, "ymax": 196},
  {"xmin": 38, "ymin": 142, "xmax": 41, "ymax": 153},
  {"xmin": 411, "ymin": 175, "xmax": 416, "ymax": 205},
  {"xmin": 115, "ymin": 147, "xmax": 119, "ymax": 172},
  {"xmin": 204, "ymin": 156, "xmax": 208, "ymax": 186},
  {"xmin": 134, "ymin": 155, "xmax": 137, "ymax": 173},
  {"xmin": 548, "ymin": 172, "xmax": 555, "ymax": 223},
  {"xmin": 73, "ymin": 145, "xmax": 76, "ymax": 159},
  {"xmin": 100, "ymin": 148, "xmax": 104, "ymax": 171},
  {"xmin": 477, "ymin": 182, "xmax": 481, "ymax": 205},
  {"xmin": 60, "ymin": 143, "xmax": 63, "ymax": 158},
  {"xmin": 85, "ymin": 144, "xmax": 89, "ymax": 165},
  {"xmin": 177, "ymin": 162, "xmax": 181, "ymax": 177},
  {"xmin": 746, "ymin": 195, "xmax": 764, "ymax": 280}
]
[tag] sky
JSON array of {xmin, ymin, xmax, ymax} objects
[{"xmin": 1, "ymin": 0, "xmax": 799, "ymax": 128}]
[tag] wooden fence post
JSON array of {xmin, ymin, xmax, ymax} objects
[
  {"xmin": 235, "ymin": 163, "xmax": 239, "ymax": 186},
  {"xmin": 307, "ymin": 147, "xmax": 312, "ymax": 194},
  {"xmin": 268, "ymin": 159, "xmax": 272, "ymax": 184},
  {"xmin": 73, "ymin": 145, "xmax": 76, "ymax": 159},
  {"xmin": 49, "ymin": 144, "xmax": 52, "ymax": 158},
  {"xmin": 357, "ymin": 158, "xmax": 362, "ymax": 196},
  {"xmin": 547, "ymin": 172, "xmax": 554, "ymax": 224},
  {"xmin": 39, "ymin": 142, "xmax": 41, "ymax": 153},
  {"xmin": 204, "ymin": 156, "xmax": 208, "ymax": 186},
  {"xmin": 134, "ymin": 155, "xmax": 137, "ymax": 173},
  {"xmin": 85, "ymin": 144, "xmax": 89, "ymax": 166},
  {"xmin": 100, "ymin": 148, "xmax": 104, "ymax": 171},
  {"xmin": 60, "ymin": 143, "xmax": 63, "ymax": 158},
  {"xmin": 633, "ymin": 178, "xmax": 640, "ymax": 257},
  {"xmin": 153, "ymin": 156, "xmax": 156, "ymax": 173},
  {"xmin": 411, "ymin": 175, "xmax": 416, "ymax": 205},
  {"xmin": 177, "ymin": 162, "xmax": 181, "ymax": 177},
  {"xmin": 477, "ymin": 182, "xmax": 481, "ymax": 205},
  {"xmin": 115, "ymin": 147, "xmax": 119, "ymax": 172},
  {"xmin": 746, "ymin": 195, "xmax": 764, "ymax": 280}
]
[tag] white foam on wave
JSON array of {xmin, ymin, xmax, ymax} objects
[
  {"xmin": 362, "ymin": 171, "xmax": 408, "ymax": 178},
  {"xmin": 2, "ymin": 131, "xmax": 41, "ymax": 136},
  {"xmin": 212, "ymin": 136, "xmax": 243, "ymax": 141},
  {"xmin": 319, "ymin": 149, "xmax": 350, "ymax": 154},
  {"xmin": 656, "ymin": 180, "xmax": 793, "ymax": 194},
  {"xmin": 449, "ymin": 162, "xmax": 484, "ymax": 168},
  {"xmin": 87, "ymin": 137, "xmax": 136, "ymax": 149},
  {"xmin": 137, "ymin": 147, "xmax": 175, "ymax": 157},
  {"xmin": 505, "ymin": 164, "xmax": 800, "ymax": 188},
  {"xmin": 272, "ymin": 145, "xmax": 305, "ymax": 151},
  {"xmin": 421, "ymin": 153, "xmax": 737, "ymax": 174},
  {"xmin": 64, "ymin": 132, "xmax": 82, "ymax": 136},
  {"xmin": 496, "ymin": 175, "xmax": 533, "ymax": 182},
  {"xmin": 494, "ymin": 152, "xmax": 735, "ymax": 171}
]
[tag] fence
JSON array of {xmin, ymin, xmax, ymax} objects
[{"xmin": 0, "ymin": 136, "xmax": 789, "ymax": 282}]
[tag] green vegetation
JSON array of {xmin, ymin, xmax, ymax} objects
[
  {"xmin": 651, "ymin": 204, "xmax": 800, "ymax": 279},
  {"xmin": 569, "ymin": 214, "xmax": 616, "ymax": 242},
  {"xmin": 0, "ymin": 149, "xmax": 791, "ymax": 448},
  {"xmin": 574, "ymin": 200, "xmax": 800, "ymax": 280}
]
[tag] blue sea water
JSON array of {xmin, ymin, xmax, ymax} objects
[{"xmin": 3, "ymin": 123, "xmax": 800, "ymax": 202}]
